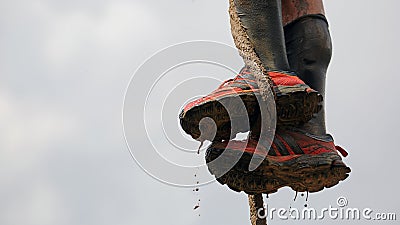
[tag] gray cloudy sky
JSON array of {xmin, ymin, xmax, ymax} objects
[{"xmin": 1, "ymin": 0, "xmax": 399, "ymax": 224}]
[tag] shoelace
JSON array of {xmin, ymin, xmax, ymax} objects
[
  {"xmin": 335, "ymin": 146, "xmax": 349, "ymax": 157},
  {"xmin": 218, "ymin": 67, "xmax": 301, "ymax": 89},
  {"xmin": 217, "ymin": 78, "xmax": 235, "ymax": 89},
  {"xmin": 217, "ymin": 72, "xmax": 258, "ymax": 89}
]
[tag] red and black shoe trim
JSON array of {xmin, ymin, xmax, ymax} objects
[
  {"xmin": 205, "ymin": 129, "xmax": 351, "ymax": 194},
  {"xmin": 180, "ymin": 67, "xmax": 323, "ymax": 141},
  {"xmin": 179, "ymin": 67, "xmax": 261, "ymax": 141}
]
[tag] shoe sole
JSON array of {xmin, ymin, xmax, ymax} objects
[
  {"xmin": 180, "ymin": 85, "xmax": 322, "ymax": 141},
  {"xmin": 205, "ymin": 148, "xmax": 350, "ymax": 194},
  {"xmin": 180, "ymin": 92, "xmax": 258, "ymax": 141}
]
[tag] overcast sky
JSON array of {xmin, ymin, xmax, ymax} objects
[{"xmin": 1, "ymin": 0, "xmax": 399, "ymax": 224}]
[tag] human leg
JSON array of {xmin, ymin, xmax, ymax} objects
[
  {"xmin": 284, "ymin": 14, "xmax": 332, "ymax": 135},
  {"xmin": 204, "ymin": 1, "xmax": 350, "ymax": 194},
  {"xmin": 180, "ymin": 0, "xmax": 323, "ymax": 142}
]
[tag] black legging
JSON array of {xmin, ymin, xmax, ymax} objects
[
  {"xmin": 284, "ymin": 14, "xmax": 332, "ymax": 96},
  {"xmin": 284, "ymin": 14, "xmax": 332, "ymax": 134}
]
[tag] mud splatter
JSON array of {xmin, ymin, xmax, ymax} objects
[
  {"xmin": 192, "ymin": 174, "xmax": 201, "ymax": 215},
  {"xmin": 197, "ymin": 141, "xmax": 204, "ymax": 154}
]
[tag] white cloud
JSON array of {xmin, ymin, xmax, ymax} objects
[
  {"xmin": 1, "ymin": 180, "xmax": 69, "ymax": 225},
  {"xmin": 0, "ymin": 90, "xmax": 79, "ymax": 177},
  {"xmin": 44, "ymin": 1, "xmax": 160, "ymax": 66}
]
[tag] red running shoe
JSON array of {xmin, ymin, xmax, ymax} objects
[
  {"xmin": 205, "ymin": 128, "xmax": 350, "ymax": 194},
  {"xmin": 179, "ymin": 67, "xmax": 322, "ymax": 141}
]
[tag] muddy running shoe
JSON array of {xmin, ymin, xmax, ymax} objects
[
  {"xmin": 205, "ymin": 128, "xmax": 350, "ymax": 194},
  {"xmin": 179, "ymin": 67, "xmax": 322, "ymax": 141}
]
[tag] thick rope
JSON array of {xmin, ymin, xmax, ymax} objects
[
  {"xmin": 248, "ymin": 194, "xmax": 267, "ymax": 225},
  {"xmin": 229, "ymin": 0, "xmax": 275, "ymax": 101}
]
